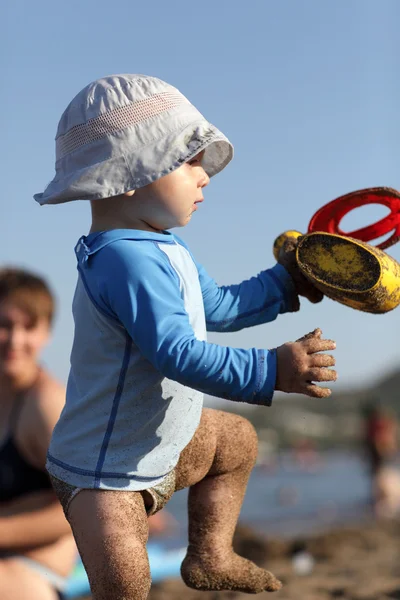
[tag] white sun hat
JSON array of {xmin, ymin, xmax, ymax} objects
[{"xmin": 34, "ymin": 74, "xmax": 233, "ymax": 205}]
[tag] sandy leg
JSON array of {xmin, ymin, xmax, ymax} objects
[
  {"xmin": 67, "ymin": 489, "xmax": 150, "ymax": 600},
  {"xmin": 175, "ymin": 408, "xmax": 282, "ymax": 593}
]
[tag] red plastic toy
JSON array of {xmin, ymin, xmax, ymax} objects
[{"xmin": 308, "ymin": 187, "xmax": 400, "ymax": 250}]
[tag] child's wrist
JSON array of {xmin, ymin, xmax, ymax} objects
[
  {"xmin": 270, "ymin": 264, "xmax": 299, "ymax": 312},
  {"xmin": 250, "ymin": 349, "xmax": 277, "ymax": 407}
]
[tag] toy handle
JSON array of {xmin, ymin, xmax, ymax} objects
[
  {"xmin": 308, "ymin": 187, "xmax": 400, "ymax": 250},
  {"xmin": 272, "ymin": 230, "xmax": 303, "ymax": 261}
]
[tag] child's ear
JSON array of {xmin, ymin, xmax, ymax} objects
[{"xmin": 124, "ymin": 190, "xmax": 136, "ymax": 197}]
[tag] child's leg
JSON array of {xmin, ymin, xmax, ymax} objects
[
  {"xmin": 67, "ymin": 489, "xmax": 150, "ymax": 600},
  {"xmin": 175, "ymin": 408, "xmax": 282, "ymax": 593},
  {"xmin": 64, "ymin": 407, "xmax": 280, "ymax": 599}
]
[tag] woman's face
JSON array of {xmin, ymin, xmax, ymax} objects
[{"xmin": 0, "ymin": 301, "xmax": 50, "ymax": 379}]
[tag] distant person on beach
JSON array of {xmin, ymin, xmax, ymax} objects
[
  {"xmin": 147, "ymin": 508, "xmax": 177, "ymax": 537},
  {"xmin": 34, "ymin": 74, "xmax": 337, "ymax": 599},
  {"xmin": 364, "ymin": 403, "xmax": 397, "ymax": 474},
  {"xmin": 0, "ymin": 268, "xmax": 76, "ymax": 600},
  {"xmin": 363, "ymin": 402, "xmax": 399, "ymax": 517}
]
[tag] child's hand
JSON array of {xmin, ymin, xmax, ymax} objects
[
  {"xmin": 275, "ymin": 328, "xmax": 336, "ymax": 398},
  {"xmin": 278, "ymin": 236, "xmax": 323, "ymax": 304}
]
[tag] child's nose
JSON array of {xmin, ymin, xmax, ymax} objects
[{"xmin": 199, "ymin": 169, "xmax": 210, "ymax": 188}]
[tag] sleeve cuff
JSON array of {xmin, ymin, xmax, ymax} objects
[
  {"xmin": 251, "ymin": 348, "xmax": 277, "ymax": 407},
  {"xmin": 269, "ymin": 263, "xmax": 299, "ymax": 313}
]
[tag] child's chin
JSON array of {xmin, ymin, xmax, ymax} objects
[{"xmin": 174, "ymin": 217, "xmax": 191, "ymax": 228}]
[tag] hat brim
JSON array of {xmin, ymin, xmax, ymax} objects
[{"xmin": 34, "ymin": 121, "xmax": 233, "ymax": 205}]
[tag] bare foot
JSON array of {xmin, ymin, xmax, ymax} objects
[{"xmin": 181, "ymin": 550, "xmax": 282, "ymax": 593}]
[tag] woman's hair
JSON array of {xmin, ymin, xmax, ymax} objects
[{"xmin": 0, "ymin": 268, "xmax": 55, "ymax": 326}]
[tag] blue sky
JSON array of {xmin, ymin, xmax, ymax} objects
[{"xmin": 2, "ymin": 0, "xmax": 399, "ymax": 394}]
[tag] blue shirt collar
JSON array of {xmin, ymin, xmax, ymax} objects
[{"xmin": 75, "ymin": 229, "xmax": 174, "ymax": 263}]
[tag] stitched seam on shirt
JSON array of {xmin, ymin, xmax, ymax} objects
[
  {"xmin": 47, "ymin": 453, "xmax": 170, "ymax": 481},
  {"xmin": 93, "ymin": 333, "xmax": 132, "ymax": 487}
]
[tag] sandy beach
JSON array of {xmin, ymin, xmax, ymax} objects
[{"xmin": 77, "ymin": 516, "xmax": 400, "ymax": 600}]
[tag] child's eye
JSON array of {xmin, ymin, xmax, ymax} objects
[{"xmin": 188, "ymin": 150, "xmax": 205, "ymax": 165}]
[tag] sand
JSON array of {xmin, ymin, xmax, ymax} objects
[{"xmin": 77, "ymin": 516, "xmax": 400, "ymax": 599}]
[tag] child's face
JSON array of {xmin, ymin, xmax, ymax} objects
[
  {"xmin": 133, "ymin": 151, "xmax": 210, "ymax": 230},
  {"xmin": 0, "ymin": 302, "xmax": 50, "ymax": 380}
]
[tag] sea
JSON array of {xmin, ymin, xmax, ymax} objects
[{"xmin": 161, "ymin": 450, "xmax": 397, "ymax": 548}]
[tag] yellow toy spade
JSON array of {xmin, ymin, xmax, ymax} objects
[{"xmin": 273, "ymin": 187, "xmax": 400, "ymax": 314}]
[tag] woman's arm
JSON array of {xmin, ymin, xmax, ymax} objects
[
  {"xmin": 0, "ymin": 490, "xmax": 70, "ymax": 550},
  {"xmin": 2, "ymin": 374, "xmax": 72, "ymax": 550}
]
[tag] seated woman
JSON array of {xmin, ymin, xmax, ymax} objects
[{"xmin": 0, "ymin": 268, "xmax": 76, "ymax": 600}]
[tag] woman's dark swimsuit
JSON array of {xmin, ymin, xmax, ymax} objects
[{"xmin": 0, "ymin": 394, "xmax": 67, "ymax": 598}]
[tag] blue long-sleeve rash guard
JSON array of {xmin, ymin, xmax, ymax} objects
[
  {"xmin": 80, "ymin": 229, "xmax": 296, "ymax": 403},
  {"xmin": 46, "ymin": 229, "xmax": 297, "ymax": 490}
]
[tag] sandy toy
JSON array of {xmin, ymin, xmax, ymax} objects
[{"xmin": 273, "ymin": 187, "xmax": 400, "ymax": 314}]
